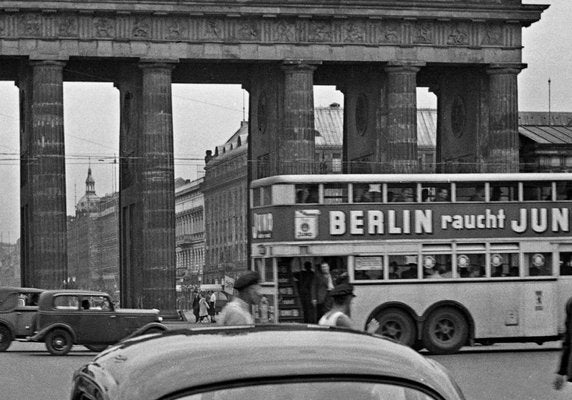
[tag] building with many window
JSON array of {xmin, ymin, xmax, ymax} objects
[{"xmin": 67, "ymin": 168, "xmax": 119, "ymax": 298}]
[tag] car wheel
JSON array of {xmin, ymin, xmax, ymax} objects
[
  {"xmin": 84, "ymin": 344, "xmax": 108, "ymax": 352},
  {"xmin": 0, "ymin": 324, "xmax": 13, "ymax": 352},
  {"xmin": 422, "ymin": 307, "xmax": 468, "ymax": 355},
  {"xmin": 45, "ymin": 329, "xmax": 73, "ymax": 356},
  {"xmin": 374, "ymin": 308, "xmax": 417, "ymax": 348}
]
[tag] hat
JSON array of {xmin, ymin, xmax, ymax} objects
[
  {"xmin": 330, "ymin": 283, "xmax": 355, "ymax": 298},
  {"xmin": 234, "ymin": 271, "xmax": 261, "ymax": 291}
]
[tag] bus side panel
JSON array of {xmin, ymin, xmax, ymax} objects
[{"xmin": 353, "ymin": 281, "xmax": 560, "ymax": 340}]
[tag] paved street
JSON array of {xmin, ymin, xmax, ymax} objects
[{"xmin": 1, "ymin": 341, "xmax": 571, "ymax": 399}]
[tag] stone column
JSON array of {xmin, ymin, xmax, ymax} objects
[
  {"xmin": 385, "ymin": 63, "xmax": 422, "ymax": 173},
  {"xmin": 280, "ymin": 61, "xmax": 317, "ymax": 174},
  {"xmin": 139, "ymin": 62, "xmax": 176, "ymax": 313},
  {"xmin": 21, "ymin": 61, "xmax": 68, "ymax": 288},
  {"xmin": 486, "ymin": 64, "xmax": 523, "ymax": 173}
]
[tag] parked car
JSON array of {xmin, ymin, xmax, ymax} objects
[
  {"xmin": 0, "ymin": 286, "xmax": 44, "ymax": 351},
  {"xmin": 30, "ymin": 289, "xmax": 166, "ymax": 355},
  {"xmin": 70, "ymin": 324, "xmax": 465, "ymax": 400}
]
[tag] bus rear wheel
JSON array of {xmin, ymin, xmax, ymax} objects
[
  {"xmin": 422, "ymin": 307, "xmax": 468, "ymax": 355},
  {"xmin": 374, "ymin": 308, "xmax": 416, "ymax": 348}
]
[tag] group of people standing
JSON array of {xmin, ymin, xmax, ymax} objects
[{"xmin": 192, "ymin": 290, "xmax": 218, "ymax": 323}]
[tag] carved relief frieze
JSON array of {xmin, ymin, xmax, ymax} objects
[
  {"xmin": 308, "ymin": 20, "xmax": 332, "ymax": 42},
  {"xmin": 133, "ymin": 18, "xmax": 151, "ymax": 39},
  {"xmin": 447, "ymin": 23, "xmax": 470, "ymax": 46},
  {"xmin": 204, "ymin": 18, "xmax": 223, "ymax": 40},
  {"xmin": 482, "ymin": 24, "xmax": 503, "ymax": 46},
  {"xmin": 376, "ymin": 21, "xmax": 400, "ymax": 44},
  {"xmin": 94, "ymin": 17, "xmax": 115, "ymax": 38},
  {"xmin": 273, "ymin": 19, "xmax": 296, "ymax": 42},
  {"xmin": 165, "ymin": 18, "xmax": 188, "ymax": 40},
  {"xmin": 236, "ymin": 20, "xmax": 260, "ymax": 41},
  {"xmin": 19, "ymin": 14, "xmax": 41, "ymax": 37},
  {"xmin": 414, "ymin": 22, "xmax": 433, "ymax": 44},
  {"xmin": 0, "ymin": 11, "xmax": 515, "ymax": 51},
  {"xmin": 343, "ymin": 21, "xmax": 365, "ymax": 43}
]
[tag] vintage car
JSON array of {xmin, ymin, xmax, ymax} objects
[
  {"xmin": 30, "ymin": 289, "xmax": 166, "ymax": 355},
  {"xmin": 0, "ymin": 286, "xmax": 44, "ymax": 351},
  {"xmin": 70, "ymin": 324, "xmax": 465, "ymax": 400}
]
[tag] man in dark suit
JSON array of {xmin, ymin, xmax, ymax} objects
[
  {"xmin": 555, "ymin": 297, "xmax": 572, "ymax": 391},
  {"xmin": 295, "ymin": 262, "xmax": 316, "ymax": 323}
]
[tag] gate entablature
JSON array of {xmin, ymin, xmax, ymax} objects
[{"xmin": 0, "ymin": 1, "xmax": 546, "ymax": 64}]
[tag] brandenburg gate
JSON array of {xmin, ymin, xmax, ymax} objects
[{"xmin": 4, "ymin": 1, "xmax": 546, "ymax": 312}]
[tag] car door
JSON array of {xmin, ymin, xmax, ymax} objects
[{"xmin": 76, "ymin": 295, "xmax": 118, "ymax": 344}]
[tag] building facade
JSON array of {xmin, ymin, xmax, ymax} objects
[
  {"xmin": 175, "ymin": 177, "xmax": 205, "ymax": 309},
  {"xmin": 66, "ymin": 168, "xmax": 119, "ymax": 299}
]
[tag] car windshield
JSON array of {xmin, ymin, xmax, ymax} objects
[{"xmin": 176, "ymin": 381, "xmax": 438, "ymax": 400}]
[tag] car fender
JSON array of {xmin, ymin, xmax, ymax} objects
[{"xmin": 29, "ymin": 322, "xmax": 76, "ymax": 342}]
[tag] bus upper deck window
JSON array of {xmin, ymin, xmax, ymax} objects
[
  {"xmin": 556, "ymin": 182, "xmax": 572, "ymax": 200},
  {"xmin": 295, "ymin": 184, "xmax": 318, "ymax": 203},
  {"xmin": 456, "ymin": 183, "xmax": 485, "ymax": 202},
  {"xmin": 353, "ymin": 183, "xmax": 381, "ymax": 203},
  {"xmin": 523, "ymin": 182, "xmax": 552, "ymax": 201},
  {"xmin": 490, "ymin": 183, "xmax": 517, "ymax": 202},
  {"xmin": 387, "ymin": 184, "xmax": 416, "ymax": 203},
  {"xmin": 324, "ymin": 183, "xmax": 348, "ymax": 204},
  {"xmin": 421, "ymin": 184, "xmax": 450, "ymax": 202}
]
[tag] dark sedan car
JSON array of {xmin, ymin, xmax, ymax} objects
[
  {"xmin": 30, "ymin": 289, "xmax": 166, "ymax": 355},
  {"xmin": 0, "ymin": 286, "xmax": 44, "ymax": 351},
  {"xmin": 71, "ymin": 324, "xmax": 465, "ymax": 400}
]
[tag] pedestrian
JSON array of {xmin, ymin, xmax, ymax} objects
[
  {"xmin": 192, "ymin": 290, "xmax": 201, "ymax": 323},
  {"xmin": 294, "ymin": 261, "xmax": 316, "ymax": 323},
  {"xmin": 554, "ymin": 297, "xmax": 572, "ymax": 391},
  {"xmin": 209, "ymin": 290, "xmax": 217, "ymax": 323},
  {"xmin": 313, "ymin": 262, "xmax": 334, "ymax": 320},
  {"xmin": 218, "ymin": 271, "xmax": 262, "ymax": 326},
  {"xmin": 318, "ymin": 283, "xmax": 379, "ymax": 333},
  {"xmin": 198, "ymin": 293, "xmax": 210, "ymax": 323}
]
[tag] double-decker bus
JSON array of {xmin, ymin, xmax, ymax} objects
[{"xmin": 250, "ymin": 173, "xmax": 572, "ymax": 354}]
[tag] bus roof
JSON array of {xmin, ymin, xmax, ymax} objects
[{"xmin": 250, "ymin": 173, "xmax": 572, "ymax": 187}]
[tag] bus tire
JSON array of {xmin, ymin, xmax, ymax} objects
[
  {"xmin": 374, "ymin": 308, "xmax": 417, "ymax": 348},
  {"xmin": 422, "ymin": 307, "xmax": 468, "ymax": 355}
]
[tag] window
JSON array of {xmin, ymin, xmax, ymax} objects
[
  {"xmin": 323, "ymin": 183, "xmax": 348, "ymax": 204},
  {"xmin": 255, "ymin": 258, "xmax": 274, "ymax": 283},
  {"xmin": 560, "ymin": 252, "xmax": 572, "ymax": 275},
  {"xmin": 295, "ymin": 184, "xmax": 319, "ymax": 203},
  {"xmin": 523, "ymin": 182, "xmax": 552, "ymax": 201},
  {"xmin": 354, "ymin": 256, "xmax": 383, "ymax": 280},
  {"xmin": 84, "ymin": 296, "xmax": 112, "ymax": 311},
  {"xmin": 458, "ymin": 254, "xmax": 486, "ymax": 278},
  {"xmin": 420, "ymin": 183, "xmax": 450, "ymax": 202},
  {"xmin": 556, "ymin": 182, "xmax": 572, "ymax": 200},
  {"xmin": 456, "ymin": 183, "xmax": 485, "ymax": 202},
  {"xmin": 489, "ymin": 244, "xmax": 520, "ymax": 277},
  {"xmin": 524, "ymin": 252, "xmax": 552, "ymax": 276},
  {"xmin": 387, "ymin": 184, "xmax": 416, "ymax": 203},
  {"xmin": 353, "ymin": 183, "xmax": 381, "ymax": 203},
  {"xmin": 54, "ymin": 295, "xmax": 79, "ymax": 310},
  {"xmin": 490, "ymin": 183, "xmax": 518, "ymax": 202},
  {"xmin": 388, "ymin": 255, "xmax": 419, "ymax": 279}
]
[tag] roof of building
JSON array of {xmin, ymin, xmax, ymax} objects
[
  {"xmin": 518, "ymin": 112, "xmax": 572, "ymax": 145},
  {"xmin": 315, "ymin": 104, "xmax": 343, "ymax": 148}
]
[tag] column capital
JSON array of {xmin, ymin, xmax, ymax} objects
[
  {"xmin": 385, "ymin": 61, "xmax": 425, "ymax": 74},
  {"xmin": 486, "ymin": 63, "xmax": 527, "ymax": 75},
  {"xmin": 281, "ymin": 59, "xmax": 320, "ymax": 72},
  {"xmin": 29, "ymin": 60, "xmax": 67, "ymax": 68},
  {"xmin": 139, "ymin": 59, "xmax": 178, "ymax": 71}
]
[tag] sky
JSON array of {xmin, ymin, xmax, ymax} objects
[{"xmin": 0, "ymin": 0, "xmax": 568, "ymax": 243}]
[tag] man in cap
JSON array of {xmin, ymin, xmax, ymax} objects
[
  {"xmin": 218, "ymin": 271, "xmax": 262, "ymax": 326},
  {"xmin": 318, "ymin": 282, "xmax": 379, "ymax": 333}
]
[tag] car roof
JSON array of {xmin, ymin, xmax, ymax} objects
[
  {"xmin": 78, "ymin": 324, "xmax": 463, "ymax": 400},
  {"xmin": 0, "ymin": 287, "xmax": 44, "ymax": 305},
  {"xmin": 40, "ymin": 289, "xmax": 109, "ymax": 297}
]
